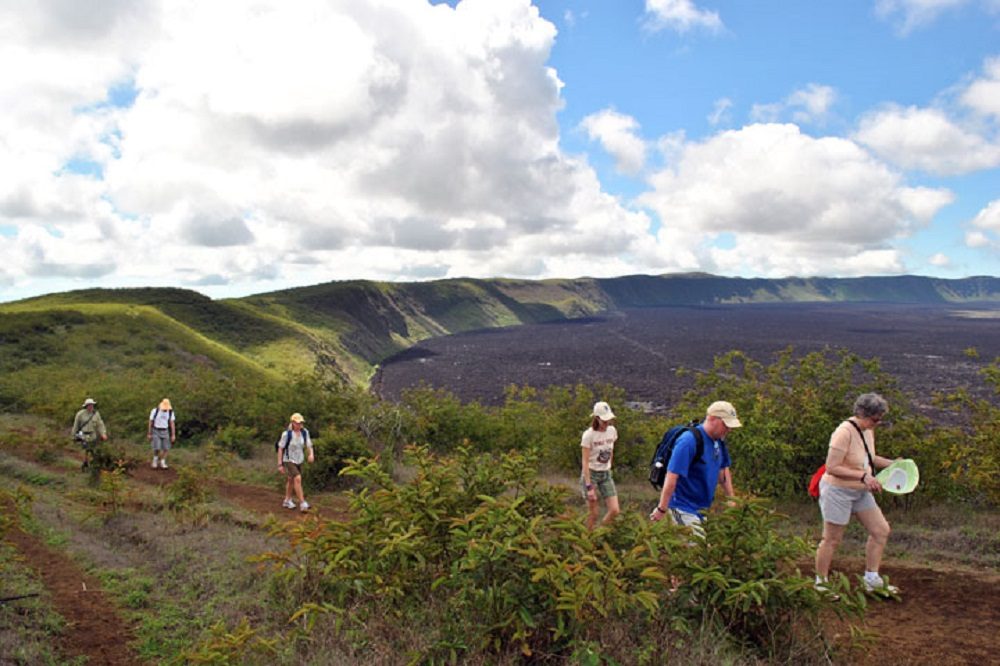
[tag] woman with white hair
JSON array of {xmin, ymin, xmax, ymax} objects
[{"xmin": 815, "ymin": 392, "xmax": 903, "ymax": 594}]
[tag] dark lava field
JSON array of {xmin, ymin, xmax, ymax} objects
[{"xmin": 375, "ymin": 302, "xmax": 1000, "ymax": 413}]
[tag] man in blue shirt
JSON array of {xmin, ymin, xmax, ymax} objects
[{"xmin": 649, "ymin": 401, "xmax": 741, "ymax": 531}]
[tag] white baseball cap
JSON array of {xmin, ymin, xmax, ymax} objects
[{"xmin": 592, "ymin": 401, "xmax": 615, "ymax": 421}]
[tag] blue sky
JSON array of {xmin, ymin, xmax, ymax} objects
[{"xmin": 0, "ymin": 0, "xmax": 997, "ymax": 302}]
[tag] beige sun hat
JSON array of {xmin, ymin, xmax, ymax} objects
[
  {"xmin": 159, "ymin": 398, "xmax": 172, "ymax": 410},
  {"xmin": 82, "ymin": 398, "xmax": 97, "ymax": 407},
  {"xmin": 706, "ymin": 400, "xmax": 742, "ymax": 428},
  {"xmin": 289, "ymin": 413, "xmax": 305, "ymax": 424}
]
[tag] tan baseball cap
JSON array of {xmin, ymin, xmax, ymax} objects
[
  {"xmin": 289, "ymin": 413, "xmax": 305, "ymax": 424},
  {"xmin": 159, "ymin": 398, "xmax": 172, "ymax": 410},
  {"xmin": 706, "ymin": 400, "xmax": 741, "ymax": 428}
]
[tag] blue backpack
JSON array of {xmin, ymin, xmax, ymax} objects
[{"xmin": 649, "ymin": 420, "xmax": 705, "ymax": 490}]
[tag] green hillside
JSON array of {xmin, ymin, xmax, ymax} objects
[{"xmin": 1, "ymin": 274, "xmax": 998, "ymax": 430}]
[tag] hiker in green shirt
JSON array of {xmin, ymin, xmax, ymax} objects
[{"xmin": 72, "ymin": 397, "xmax": 108, "ymax": 470}]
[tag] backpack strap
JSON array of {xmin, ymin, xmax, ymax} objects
[
  {"xmin": 689, "ymin": 426, "xmax": 705, "ymax": 464},
  {"xmin": 846, "ymin": 420, "xmax": 876, "ymax": 475}
]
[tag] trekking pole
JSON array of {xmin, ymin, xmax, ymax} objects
[{"xmin": 0, "ymin": 593, "xmax": 40, "ymax": 604}]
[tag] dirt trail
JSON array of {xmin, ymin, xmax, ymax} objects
[
  {"xmin": 854, "ymin": 562, "xmax": 1000, "ymax": 665},
  {"xmin": 5, "ymin": 524, "xmax": 142, "ymax": 666},
  {"xmin": 2, "ymin": 448, "xmax": 348, "ymax": 664},
  {"xmin": 127, "ymin": 463, "xmax": 351, "ymax": 520}
]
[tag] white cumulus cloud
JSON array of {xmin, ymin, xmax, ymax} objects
[
  {"xmin": 644, "ymin": 0, "xmax": 723, "ymax": 33},
  {"xmin": 638, "ymin": 123, "xmax": 952, "ymax": 276},
  {"xmin": 0, "ymin": 0, "xmax": 660, "ymax": 297},
  {"xmin": 854, "ymin": 105, "xmax": 1000, "ymax": 175},
  {"xmin": 580, "ymin": 109, "xmax": 647, "ymax": 174}
]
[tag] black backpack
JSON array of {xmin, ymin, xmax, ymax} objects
[{"xmin": 649, "ymin": 420, "xmax": 705, "ymax": 490}]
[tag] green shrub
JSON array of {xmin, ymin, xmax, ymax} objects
[
  {"xmin": 212, "ymin": 424, "xmax": 259, "ymax": 459},
  {"xmin": 301, "ymin": 430, "xmax": 371, "ymax": 492},
  {"xmin": 262, "ymin": 447, "xmax": 862, "ymax": 663}
]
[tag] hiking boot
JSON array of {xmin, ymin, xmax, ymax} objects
[
  {"xmin": 160, "ymin": 459, "xmax": 168, "ymax": 469},
  {"xmin": 863, "ymin": 574, "xmax": 900, "ymax": 595},
  {"xmin": 299, "ymin": 501, "xmax": 311, "ymax": 512},
  {"xmin": 282, "ymin": 498, "xmax": 296, "ymax": 509},
  {"xmin": 152, "ymin": 457, "xmax": 158, "ymax": 469}
]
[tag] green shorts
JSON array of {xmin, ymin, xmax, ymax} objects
[{"xmin": 581, "ymin": 469, "xmax": 617, "ymax": 499}]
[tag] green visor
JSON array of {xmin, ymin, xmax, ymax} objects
[{"xmin": 876, "ymin": 458, "xmax": 919, "ymax": 495}]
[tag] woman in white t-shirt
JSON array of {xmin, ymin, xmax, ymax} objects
[{"xmin": 580, "ymin": 401, "xmax": 620, "ymax": 530}]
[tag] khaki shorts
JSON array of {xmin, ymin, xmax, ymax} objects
[
  {"xmin": 580, "ymin": 469, "xmax": 617, "ymax": 499},
  {"xmin": 282, "ymin": 461, "xmax": 302, "ymax": 478},
  {"xmin": 818, "ymin": 480, "xmax": 877, "ymax": 525}
]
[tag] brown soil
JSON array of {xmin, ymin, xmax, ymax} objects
[
  {"xmin": 841, "ymin": 560, "xmax": 1000, "ymax": 665},
  {"xmin": 5, "ymin": 524, "xmax": 142, "ymax": 665}
]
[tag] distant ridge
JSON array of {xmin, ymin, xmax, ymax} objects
[{"xmin": 3, "ymin": 274, "xmax": 998, "ymax": 387}]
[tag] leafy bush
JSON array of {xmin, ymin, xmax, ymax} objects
[
  {"xmin": 212, "ymin": 424, "xmax": 259, "ymax": 459},
  {"xmin": 928, "ymin": 356, "xmax": 1000, "ymax": 504},
  {"xmin": 301, "ymin": 430, "xmax": 371, "ymax": 492},
  {"xmin": 262, "ymin": 446, "xmax": 862, "ymax": 663}
]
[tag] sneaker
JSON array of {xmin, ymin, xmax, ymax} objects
[
  {"xmin": 152, "ymin": 457, "xmax": 159, "ymax": 469},
  {"xmin": 282, "ymin": 498, "xmax": 296, "ymax": 509},
  {"xmin": 160, "ymin": 459, "xmax": 168, "ymax": 469},
  {"xmin": 299, "ymin": 501, "xmax": 311, "ymax": 512},
  {"xmin": 863, "ymin": 574, "xmax": 900, "ymax": 595},
  {"xmin": 813, "ymin": 580, "xmax": 840, "ymax": 601}
]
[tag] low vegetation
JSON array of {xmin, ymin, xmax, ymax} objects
[{"xmin": 1, "ymin": 300, "xmax": 998, "ymax": 663}]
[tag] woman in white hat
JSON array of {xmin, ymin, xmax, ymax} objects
[
  {"xmin": 580, "ymin": 401, "xmax": 620, "ymax": 530},
  {"xmin": 277, "ymin": 413, "xmax": 315, "ymax": 512}
]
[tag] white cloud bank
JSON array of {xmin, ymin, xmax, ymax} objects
[
  {"xmin": 0, "ymin": 0, "xmax": 990, "ymax": 301},
  {"xmin": 639, "ymin": 123, "xmax": 953, "ymax": 276}
]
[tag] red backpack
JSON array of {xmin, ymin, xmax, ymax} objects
[{"xmin": 808, "ymin": 464, "xmax": 826, "ymax": 499}]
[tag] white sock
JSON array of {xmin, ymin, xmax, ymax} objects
[
  {"xmin": 864, "ymin": 571, "xmax": 879, "ymax": 581},
  {"xmin": 815, "ymin": 575, "xmax": 827, "ymax": 584}
]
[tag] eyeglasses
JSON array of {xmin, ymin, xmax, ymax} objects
[{"xmin": 870, "ymin": 416, "xmax": 882, "ymax": 424}]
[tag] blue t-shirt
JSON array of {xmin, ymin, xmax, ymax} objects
[{"xmin": 666, "ymin": 425, "xmax": 730, "ymax": 516}]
